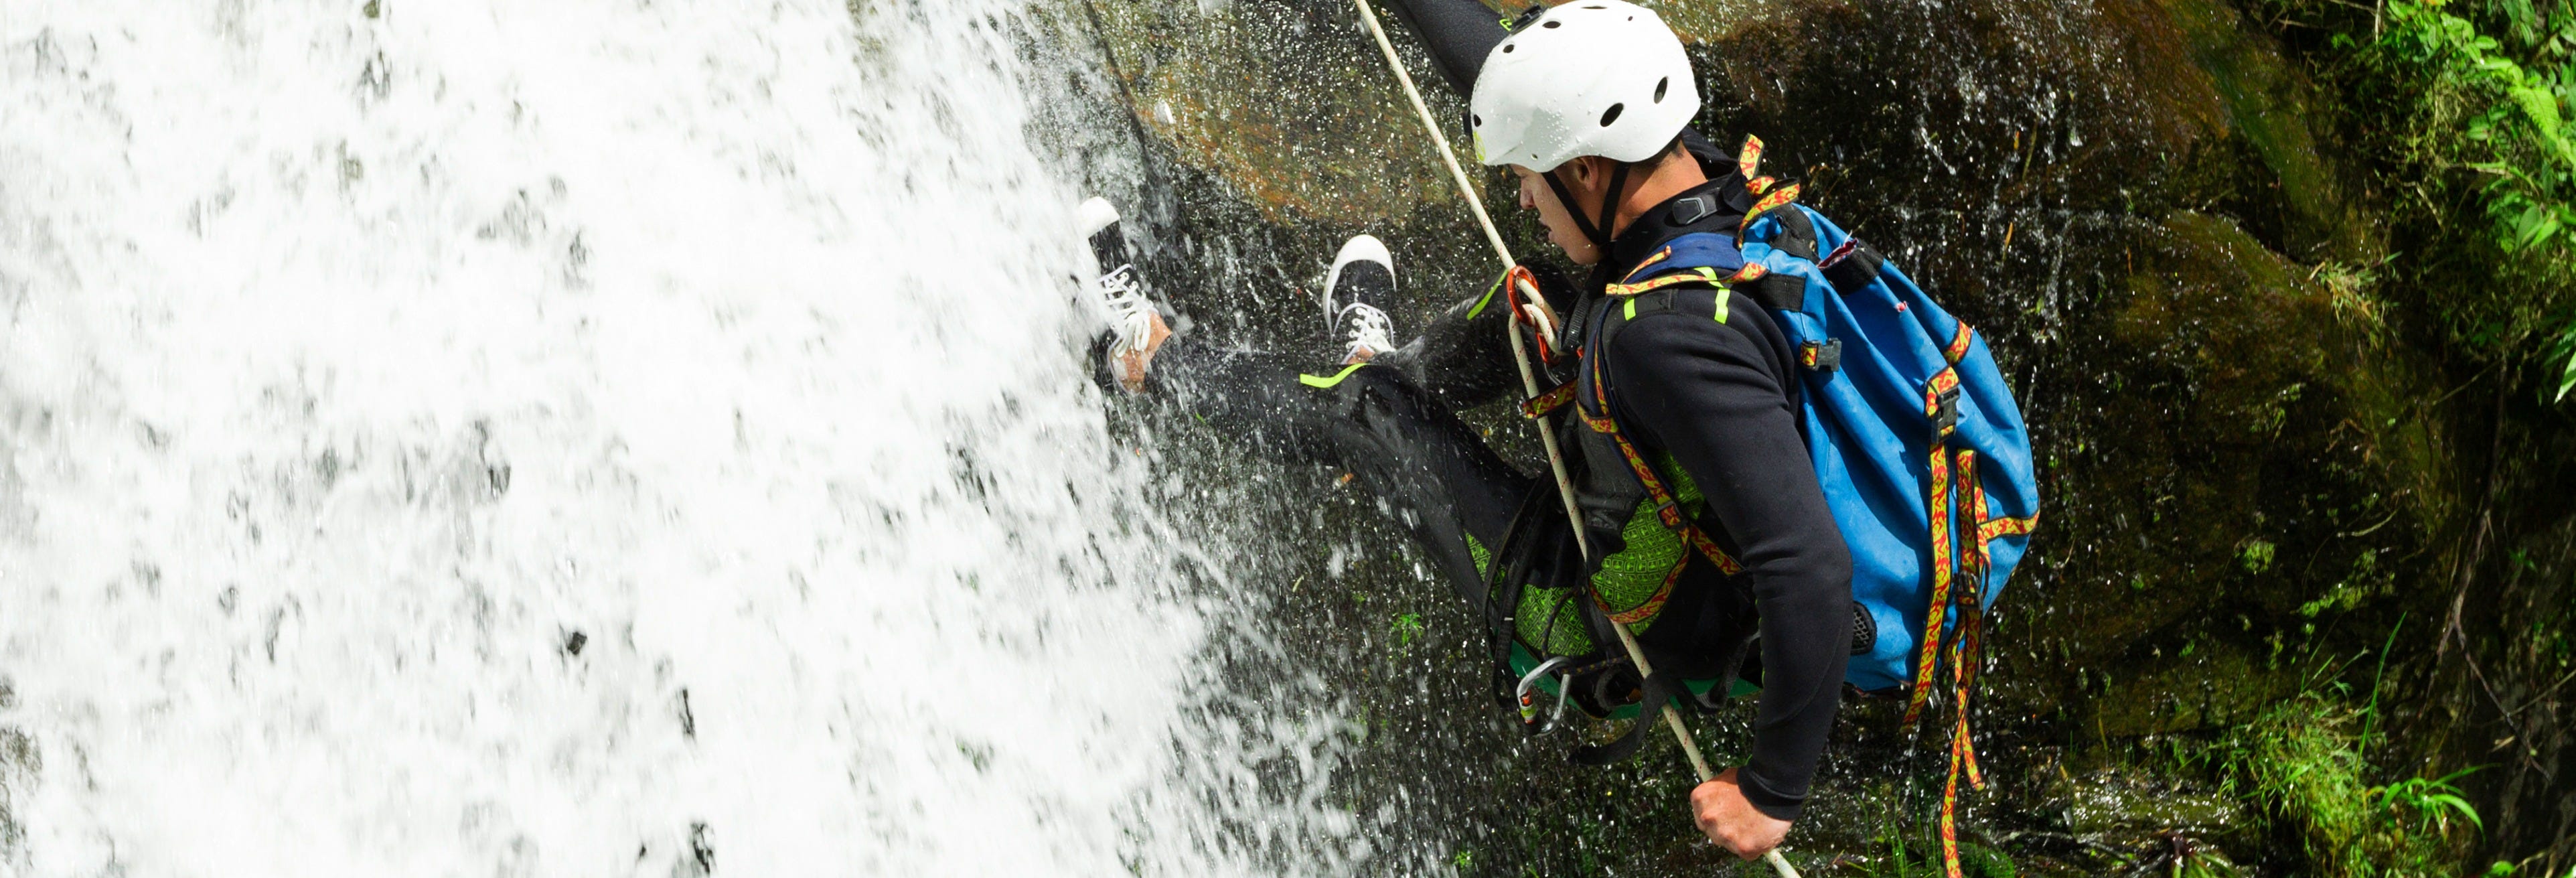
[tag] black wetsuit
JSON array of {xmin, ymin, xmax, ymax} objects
[{"xmin": 1132, "ymin": 0, "xmax": 1851, "ymax": 820}]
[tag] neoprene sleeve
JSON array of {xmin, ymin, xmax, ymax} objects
[
  {"xmin": 1375, "ymin": 0, "xmax": 1512, "ymax": 97},
  {"xmin": 1144, "ymin": 339, "xmax": 1531, "ymax": 607},
  {"xmin": 1605, "ymin": 306, "xmax": 1855, "ymax": 821}
]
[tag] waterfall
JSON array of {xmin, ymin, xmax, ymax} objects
[{"xmin": 0, "ymin": 2, "xmax": 1353, "ymax": 875}]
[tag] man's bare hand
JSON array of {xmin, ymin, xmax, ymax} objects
[{"xmin": 1690, "ymin": 767, "xmax": 1792, "ymax": 860}]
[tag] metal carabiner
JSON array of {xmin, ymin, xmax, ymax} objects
[{"xmin": 1514, "ymin": 656, "xmax": 1578, "ymax": 733}]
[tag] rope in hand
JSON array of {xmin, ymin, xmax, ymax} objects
[{"xmin": 1351, "ymin": 3, "xmax": 1799, "ymax": 876}]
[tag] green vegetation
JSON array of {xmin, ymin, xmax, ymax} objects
[
  {"xmin": 1389, "ymin": 611, "xmax": 1425, "ymax": 648},
  {"xmin": 1854, "ymin": 838, "xmax": 2020, "ymax": 878},
  {"xmin": 2207, "ymin": 622, "xmax": 2482, "ymax": 875},
  {"xmin": 2217, "ymin": 688, "xmax": 2480, "ymax": 875},
  {"xmin": 2239, "ymin": 538, "xmax": 2278, "ymax": 575},
  {"xmin": 2275, "ymin": 0, "xmax": 2576, "ymax": 396}
]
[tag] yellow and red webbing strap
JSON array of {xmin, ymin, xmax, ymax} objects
[
  {"xmin": 1904, "ymin": 441, "xmax": 1955, "ymax": 726},
  {"xmin": 1521, "ymin": 381, "xmax": 1578, "ymax": 419},
  {"xmin": 1582, "ymin": 337, "xmax": 1748, "ymax": 584},
  {"xmin": 1938, "ymin": 448, "xmax": 1994, "ymax": 878},
  {"xmin": 1622, "ymin": 247, "xmax": 1673, "ymax": 283},
  {"xmin": 1904, "ymin": 367, "xmax": 1967, "ymax": 726},
  {"xmin": 1742, "ymin": 184, "xmax": 1803, "ymax": 230},
  {"xmin": 1953, "ymin": 449, "xmax": 1987, "ymax": 789},
  {"xmin": 1605, "ymin": 267, "xmax": 1726, "ymax": 298},
  {"xmin": 1732, "ymin": 135, "xmax": 1802, "ymax": 229},
  {"xmin": 1945, "ymin": 321, "xmax": 1975, "ymax": 365},
  {"xmin": 1602, "ymin": 560, "xmax": 1689, "ymax": 626},
  {"xmin": 1906, "ymin": 317, "xmax": 2012, "ymax": 878}
]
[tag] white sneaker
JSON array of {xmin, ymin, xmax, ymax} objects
[
  {"xmin": 1079, "ymin": 197, "xmax": 1157, "ymax": 360},
  {"xmin": 1324, "ymin": 234, "xmax": 1397, "ymax": 362}
]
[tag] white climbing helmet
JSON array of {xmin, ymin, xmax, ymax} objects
[{"xmin": 1468, "ymin": 0, "xmax": 1700, "ymax": 173}]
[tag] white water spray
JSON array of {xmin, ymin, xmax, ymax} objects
[{"xmin": 0, "ymin": 2, "xmax": 1355, "ymax": 875}]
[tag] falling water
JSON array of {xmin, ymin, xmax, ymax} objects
[{"xmin": 0, "ymin": 2, "xmax": 1360, "ymax": 875}]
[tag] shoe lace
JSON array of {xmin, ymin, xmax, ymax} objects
[
  {"xmin": 1337, "ymin": 301, "xmax": 1394, "ymax": 361},
  {"xmin": 1095, "ymin": 263, "xmax": 1156, "ymax": 356}
]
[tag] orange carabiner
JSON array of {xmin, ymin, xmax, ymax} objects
[{"xmin": 1502, "ymin": 265, "xmax": 1568, "ymax": 363}]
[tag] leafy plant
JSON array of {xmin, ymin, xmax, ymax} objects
[
  {"xmin": 1389, "ymin": 611, "xmax": 1424, "ymax": 648},
  {"xmin": 2293, "ymin": 0, "xmax": 2576, "ymax": 396},
  {"xmin": 2371, "ymin": 768, "xmax": 2485, "ymax": 836},
  {"xmin": 2217, "ymin": 686, "xmax": 2485, "ymax": 873},
  {"xmin": 2240, "ymin": 538, "xmax": 2279, "ymax": 575}
]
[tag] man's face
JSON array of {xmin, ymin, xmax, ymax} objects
[{"xmin": 1511, "ymin": 161, "xmax": 1605, "ymax": 267}]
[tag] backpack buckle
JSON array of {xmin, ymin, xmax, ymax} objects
[
  {"xmin": 1671, "ymin": 194, "xmax": 1716, "ymax": 226},
  {"xmin": 1653, "ymin": 498, "xmax": 1685, "ymax": 528},
  {"xmin": 1799, "ymin": 339, "xmax": 1843, "ymax": 373},
  {"xmin": 1931, "ymin": 383, "xmax": 1962, "ymax": 437}
]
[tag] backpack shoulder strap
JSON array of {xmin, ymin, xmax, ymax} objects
[{"xmin": 1606, "ymin": 232, "xmax": 1743, "ymax": 292}]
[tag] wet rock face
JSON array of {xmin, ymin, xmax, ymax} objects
[
  {"xmin": 2026, "ymin": 212, "xmax": 2437, "ymax": 737},
  {"xmin": 1075, "ymin": 0, "xmax": 2466, "ymax": 869},
  {"xmin": 1084, "ymin": 0, "xmax": 1466, "ymax": 226}
]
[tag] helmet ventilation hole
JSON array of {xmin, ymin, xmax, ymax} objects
[
  {"xmin": 1542, "ymin": 19, "xmax": 1561, "ymax": 28},
  {"xmin": 1599, "ymin": 103, "xmax": 1624, "ymax": 127},
  {"xmin": 1653, "ymin": 78, "xmax": 1669, "ymax": 103},
  {"xmin": 1472, "ymin": 114, "xmax": 1482, "ymax": 127},
  {"xmin": 1502, "ymin": 42, "xmax": 1515, "ymax": 52}
]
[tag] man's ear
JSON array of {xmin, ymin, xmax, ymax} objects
[{"xmin": 1564, "ymin": 156, "xmax": 1604, "ymax": 193}]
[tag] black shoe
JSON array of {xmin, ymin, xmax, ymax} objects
[{"xmin": 1322, "ymin": 234, "xmax": 1397, "ymax": 362}]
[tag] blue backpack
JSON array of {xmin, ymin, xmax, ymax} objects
[
  {"xmin": 1524, "ymin": 138, "xmax": 2040, "ymax": 878},
  {"xmin": 1578, "ymin": 140, "xmax": 2041, "ymax": 720}
]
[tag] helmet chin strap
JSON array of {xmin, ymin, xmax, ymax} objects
[{"xmin": 1542, "ymin": 159, "xmax": 1633, "ymax": 257}]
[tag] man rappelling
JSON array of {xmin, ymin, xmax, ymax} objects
[{"xmin": 1075, "ymin": 1, "xmax": 2039, "ymax": 870}]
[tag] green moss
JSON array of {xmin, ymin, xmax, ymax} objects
[
  {"xmin": 2240, "ymin": 538, "xmax": 2279, "ymax": 574},
  {"xmin": 2218, "ymin": 690, "xmax": 2478, "ymax": 875},
  {"xmin": 2168, "ymin": 0, "xmax": 2360, "ymax": 256}
]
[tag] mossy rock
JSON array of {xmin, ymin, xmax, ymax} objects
[
  {"xmin": 1999, "ymin": 210, "xmax": 2452, "ymax": 737},
  {"xmin": 1085, "ymin": 0, "xmax": 1472, "ymax": 226}
]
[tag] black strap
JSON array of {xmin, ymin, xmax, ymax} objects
[
  {"xmin": 1568, "ymin": 670, "xmax": 1679, "ymax": 765},
  {"xmin": 1690, "ymin": 634, "xmax": 1755, "ymax": 712},
  {"xmin": 1535, "ymin": 168, "xmax": 1597, "ymax": 253},
  {"xmin": 1483, "ymin": 480, "xmax": 1563, "ymax": 706},
  {"xmin": 1597, "ymin": 163, "xmax": 1630, "ymax": 252},
  {"xmin": 1742, "ymin": 274, "xmax": 1805, "ymax": 311},
  {"xmin": 1543, "ymin": 161, "xmax": 1633, "ymax": 255},
  {"xmin": 1539, "ymin": 171, "xmax": 1598, "ymax": 252},
  {"xmin": 1752, "ymin": 202, "xmax": 1821, "ymax": 261},
  {"xmin": 1821, "ymin": 242, "xmax": 1885, "ymax": 295},
  {"xmin": 1754, "ymin": 207, "xmax": 1889, "ymax": 300}
]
